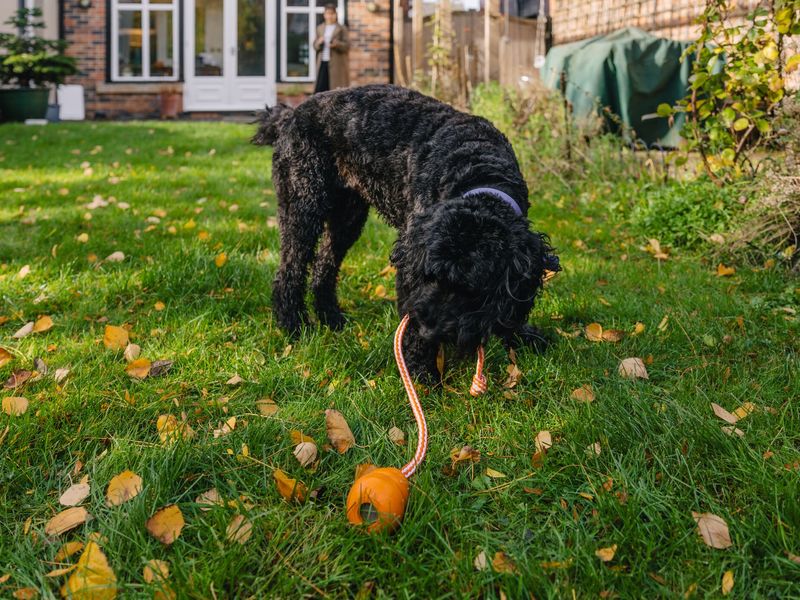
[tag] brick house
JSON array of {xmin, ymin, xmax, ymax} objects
[{"xmin": 1, "ymin": 0, "xmax": 392, "ymax": 118}]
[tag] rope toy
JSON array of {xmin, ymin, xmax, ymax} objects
[{"xmin": 346, "ymin": 314, "xmax": 486, "ymax": 533}]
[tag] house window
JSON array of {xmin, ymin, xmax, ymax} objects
[
  {"xmin": 111, "ymin": 0, "xmax": 179, "ymax": 81},
  {"xmin": 280, "ymin": 0, "xmax": 344, "ymax": 82}
]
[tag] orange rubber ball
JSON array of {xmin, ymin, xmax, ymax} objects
[{"xmin": 346, "ymin": 467, "xmax": 409, "ymax": 534}]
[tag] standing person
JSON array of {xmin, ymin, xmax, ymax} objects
[{"xmin": 313, "ymin": 4, "xmax": 349, "ymax": 93}]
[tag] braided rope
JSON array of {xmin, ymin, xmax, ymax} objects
[{"xmin": 395, "ymin": 315, "xmax": 485, "ymax": 479}]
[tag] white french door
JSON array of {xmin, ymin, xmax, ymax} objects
[{"xmin": 184, "ymin": 0, "xmax": 276, "ymax": 111}]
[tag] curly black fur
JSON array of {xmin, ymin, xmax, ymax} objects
[{"xmin": 253, "ymin": 84, "xmax": 556, "ymax": 381}]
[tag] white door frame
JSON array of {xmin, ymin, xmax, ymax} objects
[{"xmin": 183, "ymin": 0, "xmax": 276, "ymax": 111}]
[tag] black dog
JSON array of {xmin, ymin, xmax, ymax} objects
[{"xmin": 252, "ymin": 85, "xmax": 557, "ymax": 381}]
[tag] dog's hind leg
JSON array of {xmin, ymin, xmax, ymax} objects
[{"xmin": 311, "ymin": 190, "xmax": 369, "ymax": 330}]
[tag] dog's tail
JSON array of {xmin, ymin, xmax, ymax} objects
[{"xmin": 250, "ymin": 104, "xmax": 293, "ymax": 146}]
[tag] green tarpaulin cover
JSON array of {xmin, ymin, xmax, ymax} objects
[{"xmin": 542, "ymin": 27, "xmax": 695, "ymax": 147}]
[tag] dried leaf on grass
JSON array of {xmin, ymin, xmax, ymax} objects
[
  {"xmin": 692, "ymin": 512, "xmax": 732, "ymax": 549},
  {"xmin": 226, "ymin": 514, "xmax": 253, "ymax": 544},
  {"xmin": 618, "ymin": 357, "xmax": 649, "ymax": 380},
  {"xmin": 59, "ymin": 481, "xmax": 90, "ymax": 507},
  {"xmin": 273, "ymin": 469, "xmax": 307, "ymax": 503},
  {"xmin": 60, "ymin": 541, "xmax": 117, "ymax": 600},
  {"xmin": 0, "ymin": 347, "xmax": 12, "ymax": 368},
  {"xmin": 106, "ymin": 470, "xmax": 142, "ymax": 506},
  {"xmin": 585, "ymin": 323, "xmax": 604, "ymax": 341},
  {"xmin": 123, "ymin": 344, "xmax": 141, "ymax": 362},
  {"xmin": 473, "ymin": 551, "xmax": 489, "ymax": 571},
  {"xmin": 13, "ymin": 322, "xmax": 34, "ymax": 339},
  {"xmin": 103, "ymin": 325, "xmax": 129, "ymax": 350},
  {"xmin": 711, "ymin": 403, "xmax": 738, "ymax": 425},
  {"xmin": 54, "ymin": 541, "xmax": 84, "ymax": 562},
  {"xmin": 388, "ymin": 426, "xmax": 405, "ymax": 446},
  {"xmin": 293, "ymin": 441, "xmax": 318, "ymax": 468},
  {"xmin": 4, "ymin": 371, "xmax": 32, "ymax": 389},
  {"xmin": 32, "ymin": 316, "xmax": 53, "ymax": 333},
  {"xmin": 325, "ymin": 409, "xmax": 355, "ymax": 453},
  {"xmin": 256, "ymin": 397, "xmax": 278, "ymax": 416},
  {"xmin": 595, "ymin": 544, "xmax": 617, "ymax": 562},
  {"xmin": 195, "ymin": 488, "xmax": 223, "ymax": 511},
  {"xmin": 2, "ymin": 396, "xmax": 29, "ymax": 416},
  {"xmin": 146, "ymin": 505, "xmax": 184, "ymax": 544},
  {"xmin": 125, "ymin": 358, "xmax": 151, "ymax": 379},
  {"xmin": 571, "ymin": 384, "xmax": 595, "ymax": 403},
  {"xmin": 45, "ymin": 507, "xmax": 90, "ymax": 536},
  {"xmin": 157, "ymin": 415, "xmax": 194, "ymax": 444},
  {"xmin": 143, "ymin": 559, "xmax": 175, "ymax": 600},
  {"xmin": 502, "ymin": 364, "xmax": 523, "ymax": 388},
  {"xmin": 491, "ymin": 551, "xmax": 517, "ymax": 574},
  {"xmin": 721, "ymin": 570, "xmax": 734, "ymax": 595}
]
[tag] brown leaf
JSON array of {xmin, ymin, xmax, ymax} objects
[
  {"xmin": 721, "ymin": 570, "xmax": 734, "ymax": 595},
  {"xmin": 149, "ymin": 360, "xmax": 173, "ymax": 377},
  {"xmin": 534, "ymin": 430, "xmax": 552, "ymax": 453},
  {"xmin": 450, "ymin": 445, "xmax": 481, "ymax": 466},
  {"xmin": 325, "ymin": 409, "xmax": 355, "ymax": 453},
  {"xmin": 595, "ymin": 544, "xmax": 617, "ymax": 562},
  {"xmin": 106, "ymin": 470, "xmax": 143, "ymax": 506},
  {"xmin": 585, "ymin": 322, "xmax": 604, "ymax": 341},
  {"xmin": 2, "ymin": 396, "xmax": 29, "ymax": 416},
  {"xmin": 14, "ymin": 588, "xmax": 38, "ymax": 599},
  {"xmin": 692, "ymin": 512, "xmax": 732, "ymax": 549},
  {"xmin": 44, "ymin": 507, "xmax": 90, "ymax": 536},
  {"xmin": 103, "ymin": 325, "xmax": 129, "ymax": 350},
  {"xmin": 32, "ymin": 316, "xmax": 53, "ymax": 333},
  {"xmin": 711, "ymin": 403, "xmax": 738, "ymax": 425},
  {"xmin": 125, "ymin": 358, "xmax": 151, "ymax": 379},
  {"xmin": 273, "ymin": 469, "xmax": 307, "ymax": 502},
  {"xmin": 0, "ymin": 347, "xmax": 13, "ymax": 368},
  {"xmin": 721, "ymin": 425, "xmax": 745, "ymax": 437},
  {"xmin": 146, "ymin": 505, "xmax": 184, "ymax": 544},
  {"xmin": 256, "ymin": 397, "xmax": 279, "ymax": 416},
  {"xmin": 59, "ymin": 482, "xmax": 90, "ymax": 507},
  {"xmin": 54, "ymin": 367, "xmax": 70, "ymax": 383},
  {"xmin": 195, "ymin": 488, "xmax": 223, "ymax": 510},
  {"xmin": 226, "ymin": 514, "xmax": 253, "ymax": 544},
  {"xmin": 54, "ymin": 541, "xmax": 85, "ymax": 562},
  {"xmin": 436, "ymin": 345, "xmax": 445, "ymax": 376},
  {"xmin": 123, "ymin": 344, "xmax": 141, "ymax": 362},
  {"xmin": 212, "ymin": 416, "xmax": 237, "ymax": 438},
  {"xmin": 571, "ymin": 384, "xmax": 595, "ymax": 403},
  {"xmin": 491, "ymin": 551, "xmax": 517, "ymax": 574},
  {"xmin": 602, "ymin": 329, "xmax": 626, "ymax": 343},
  {"xmin": 61, "ymin": 540, "xmax": 117, "ymax": 599},
  {"xmin": 502, "ymin": 363, "xmax": 523, "ymax": 389},
  {"xmin": 226, "ymin": 374, "xmax": 243, "ymax": 386},
  {"xmin": 13, "ymin": 322, "xmax": 34, "ymax": 339},
  {"xmin": 4, "ymin": 370, "xmax": 32, "ymax": 389},
  {"xmin": 293, "ymin": 441, "xmax": 318, "ymax": 468},
  {"xmin": 618, "ymin": 358, "xmax": 649, "ymax": 380},
  {"xmin": 388, "ymin": 426, "xmax": 405, "ymax": 446}
]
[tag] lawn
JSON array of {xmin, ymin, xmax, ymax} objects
[{"xmin": 1, "ymin": 121, "xmax": 799, "ymax": 599}]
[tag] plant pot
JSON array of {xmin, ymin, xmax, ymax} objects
[
  {"xmin": 159, "ymin": 92, "xmax": 182, "ymax": 119},
  {"xmin": 0, "ymin": 88, "xmax": 50, "ymax": 122},
  {"xmin": 281, "ymin": 94, "xmax": 306, "ymax": 108}
]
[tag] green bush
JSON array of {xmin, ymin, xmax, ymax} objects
[{"xmin": 630, "ymin": 178, "xmax": 747, "ymax": 248}]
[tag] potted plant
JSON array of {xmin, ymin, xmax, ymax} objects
[
  {"xmin": 279, "ymin": 84, "xmax": 309, "ymax": 108},
  {"xmin": 159, "ymin": 84, "xmax": 182, "ymax": 119},
  {"xmin": 0, "ymin": 8, "xmax": 78, "ymax": 122}
]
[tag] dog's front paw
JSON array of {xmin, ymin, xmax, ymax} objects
[{"xmin": 506, "ymin": 324, "xmax": 550, "ymax": 353}]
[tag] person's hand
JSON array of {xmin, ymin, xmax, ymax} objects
[
  {"xmin": 314, "ymin": 38, "xmax": 323, "ymax": 50},
  {"xmin": 330, "ymin": 40, "xmax": 339, "ymax": 48}
]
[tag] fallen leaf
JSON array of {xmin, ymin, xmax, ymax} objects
[
  {"xmin": 492, "ymin": 551, "xmax": 517, "ymax": 574},
  {"xmin": 157, "ymin": 415, "xmax": 194, "ymax": 444},
  {"xmin": 47, "ymin": 565, "xmax": 77, "ymax": 578},
  {"xmin": 32, "ymin": 316, "xmax": 53, "ymax": 333},
  {"xmin": 388, "ymin": 426, "xmax": 405, "ymax": 446},
  {"xmin": 721, "ymin": 425, "xmax": 745, "ymax": 437},
  {"xmin": 585, "ymin": 323, "xmax": 604, "ymax": 341},
  {"xmin": 195, "ymin": 488, "xmax": 223, "ymax": 510},
  {"xmin": 45, "ymin": 507, "xmax": 90, "ymax": 536},
  {"xmin": 13, "ymin": 322, "xmax": 34, "ymax": 339},
  {"xmin": 571, "ymin": 384, "xmax": 595, "ymax": 403},
  {"xmin": 2, "ymin": 396, "xmax": 29, "ymax": 416},
  {"xmin": 54, "ymin": 541, "xmax": 84, "ymax": 562},
  {"xmin": 273, "ymin": 469, "xmax": 307, "ymax": 502},
  {"xmin": 226, "ymin": 514, "xmax": 253, "ymax": 544},
  {"xmin": 711, "ymin": 403, "xmax": 738, "ymax": 425},
  {"xmin": 149, "ymin": 360, "xmax": 173, "ymax": 377},
  {"xmin": 125, "ymin": 358, "xmax": 151, "ymax": 379},
  {"xmin": 103, "ymin": 325, "xmax": 129, "ymax": 350},
  {"xmin": 290, "ymin": 430, "xmax": 314, "ymax": 445},
  {"xmin": 721, "ymin": 570, "xmax": 734, "ymax": 595},
  {"xmin": 293, "ymin": 441, "xmax": 318, "ymax": 467},
  {"xmin": 325, "ymin": 409, "xmax": 355, "ymax": 453},
  {"xmin": 618, "ymin": 358, "xmax": 649, "ymax": 380},
  {"xmin": 534, "ymin": 431, "xmax": 552, "ymax": 453},
  {"xmin": 588, "ymin": 442, "xmax": 602, "ymax": 456},
  {"xmin": 215, "ymin": 253, "xmax": 227, "ymax": 268},
  {"xmin": 602, "ymin": 329, "xmax": 626, "ymax": 343},
  {"xmin": 0, "ymin": 348, "xmax": 13, "ymax": 368},
  {"xmin": 717, "ymin": 264, "xmax": 736, "ymax": 277},
  {"xmin": 692, "ymin": 512, "xmax": 732, "ymax": 549},
  {"xmin": 54, "ymin": 367, "xmax": 70, "ymax": 383},
  {"xmin": 146, "ymin": 505, "xmax": 184, "ymax": 544},
  {"xmin": 502, "ymin": 363, "xmax": 523, "ymax": 388},
  {"xmin": 105, "ymin": 251, "xmax": 125, "ymax": 263},
  {"xmin": 17, "ymin": 265, "xmax": 31, "ymax": 279},
  {"xmin": 485, "ymin": 468, "xmax": 506, "ymax": 478},
  {"xmin": 143, "ymin": 560, "xmax": 170, "ymax": 590},
  {"xmin": 123, "ymin": 344, "xmax": 141, "ymax": 362},
  {"xmin": 450, "ymin": 445, "xmax": 481, "ymax": 466},
  {"xmin": 106, "ymin": 470, "xmax": 143, "ymax": 506},
  {"xmin": 436, "ymin": 345, "xmax": 445, "ymax": 376},
  {"xmin": 154, "ymin": 301, "xmax": 166, "ymax": 312},
  {"xmin": 632, "ymin": 322, "xmax": 645, "ymax": 336},
  {"xmin": 213, "ymin": 416, "xmax": 237, "ymax": 438},
  {"xmin": 59, "ymin": 482, "xmax": 91, "ymax": 507},
  {"xmin": 733, "ymin": 402, "xmax": 756, "ymax": 420},
  {"xmin": 256, "ymin": 398, "xmax": 278, "ymax": 416},
  {"xmin": 61, "ymin": 540, "xmax": 117, "ymax": 599},
  {"xmin": 13, "ymin": 588, "xmax": 38, "ymax": 599},
  {"xmin": 226, "ymin": 374, "xmax": 243, "ymax": 386},
  {"xmin": 474, "ymin": 551, "xmax": 489, "ymax": 571},
  {"xmin": 595, "ymin": 544, "xmax": 617, "ymax": 562},
  {"xmin": 4, "ymin": 370, "xmax": 32, "ymax": 389}
]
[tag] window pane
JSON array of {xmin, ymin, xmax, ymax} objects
[
  {"xmin": 286, "ymin": 0, "xmax": 309, "ymax": 6},
  {"xmin": 118, "ymin": 10, "xmax": 143, "ymax": 77},
  {"xmin": 285, "ymin": 13, "xmax": 309, "ymax": 78},
  {"xmin": 150, "ymin": 10, "xmax": 174, "ymax": 77},
  {"xmin": 195, "ymin": 0, "xmax": 224, "ymax": 76},
  {"xmin": 238, "ymin": 0, "xmax": 265, "ymax": 76},
  {"xmin": 149, "ymin": 0, "xmax": 172, "ymax": 4}
]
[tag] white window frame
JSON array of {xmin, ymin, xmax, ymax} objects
[
  {"xmin": 280, "ymin": 0, "xmax": 344, "ymax": 82},
  {"xmin": 110, "ymin": 0, "xmax": 180, "ymax": 82}
]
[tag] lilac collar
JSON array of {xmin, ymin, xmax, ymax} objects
[{"xmin": 463, "ymin": 187, "xmax": 523, "ymax": 217}]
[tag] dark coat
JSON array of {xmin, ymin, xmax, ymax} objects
[{"xmin": 313, "ymin": 23, "xmax": 350, "ymax": 89}]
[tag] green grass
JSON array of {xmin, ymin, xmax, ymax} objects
[{"xmin": 1, "ymin": 121, "xmax": 799, "ymax": 599}]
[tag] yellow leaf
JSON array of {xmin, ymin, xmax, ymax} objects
[
  {"xmin": 273, "ymin": 469, "xmax": 307, "ymax": 502},
  {"xmin": 32, "ymin": 316, "xmax": 53, "ymax": 333},
  {"xmin": 2, "ymin": 396, "xmax": 29, "ymax": 416},
  {"xmin": 692, "ymin": 512, "xmax": 732, "ymax": 549},
  {"xmin": 157, "ymin": 414, "xmax": 194, "ymax": 444},
  {"xmin": 59, "ymin": 482, "xmax": 91, "ymax": 507},
  {"xmin": 214, "ymin": 253, "xmax": 227, "ymax": 268},
  {"xmin": 61, "ymin": 541, "xmax": 117, "ymax": 600},
  {"xmin": 601, "ymin": 329, "xmax": 625, "ymax": 343},
  {"xmin": 125, "ymin": 358, "xmax": 151, "ymax": 379},
  {"xmin": 213, "ymin": 416, "xmax": 237, "ymax": 438},
  {"xmin": 595, "ymin": 544, "xmax": 617, "ymax": 562},
  {"xmin": 733, "ymin": 402, "xmax": 756, "ymax": 420},
  {"xmin": 571, "ymin": 384, "xmax": 595, "ymax": 403},
  {"xmin": 103, "ymin": 325, "xmax": 129, "ymax": 351},
  {"xmin": 54, "ymin": 541, "xmax": 85, "ymax": 562},
  {"xmin": 146, "ymin": 505, "xmax": 185, "ymax": 544},
  {"xmin": 721, "ymin": 570, "xmax": 734, "ymax": 595},
  {"xmin": 633, "ymin": 322, "xmax": 645, "ymax": 336},
  {"xmin": 491, "ymin": 551, "xmax": 517, "ymax": 574},
  {"xmin": 143, "ymin": 559, "xmax": 169, "ymax": 585},
  {"xmin": 373, "ymin": 284, "xmax": 387, "ymax": 298},
  {"xmin": 485, "ymin": 468, "xmax": 506, "ymax": 478},
  {"xmin": 585, "ymin": 323, "xmax": 603, "ymax": 341},
  {"xmin": 716, "ymin": 264, "xmax": 736, "ymax": 277},
  {"xmin": 256, "ymin": 397, "xmax": 279, "ymax": 416},
  {"xmin": 325, "ymin": 409, "xmax": 355, "ymax": 453},
  {"xmin": 0, "ymin": 347, "xmax": 12, "ymax": 368},
  {"xmin": 106, "ymin": 470, "xmax": 143, "ymax": 506},
  {"xmin": 154, "ymin": 301, "xmax": 166, "ymax": 311},
  {"xmin": 226, "ymin": 514, "xmax": 253, "ymax": 544},
  {"xmin": 47, "ymin": 565, "xmax": 77, "ymax": 578},
  {"xmin": 45, "ymin": 507, "xmax": 90, "ymax": 536}
]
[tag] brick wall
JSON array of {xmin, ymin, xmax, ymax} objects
[{"xmin": 348, "ymin": 0, "xmax": 392, "ymax": 84}]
